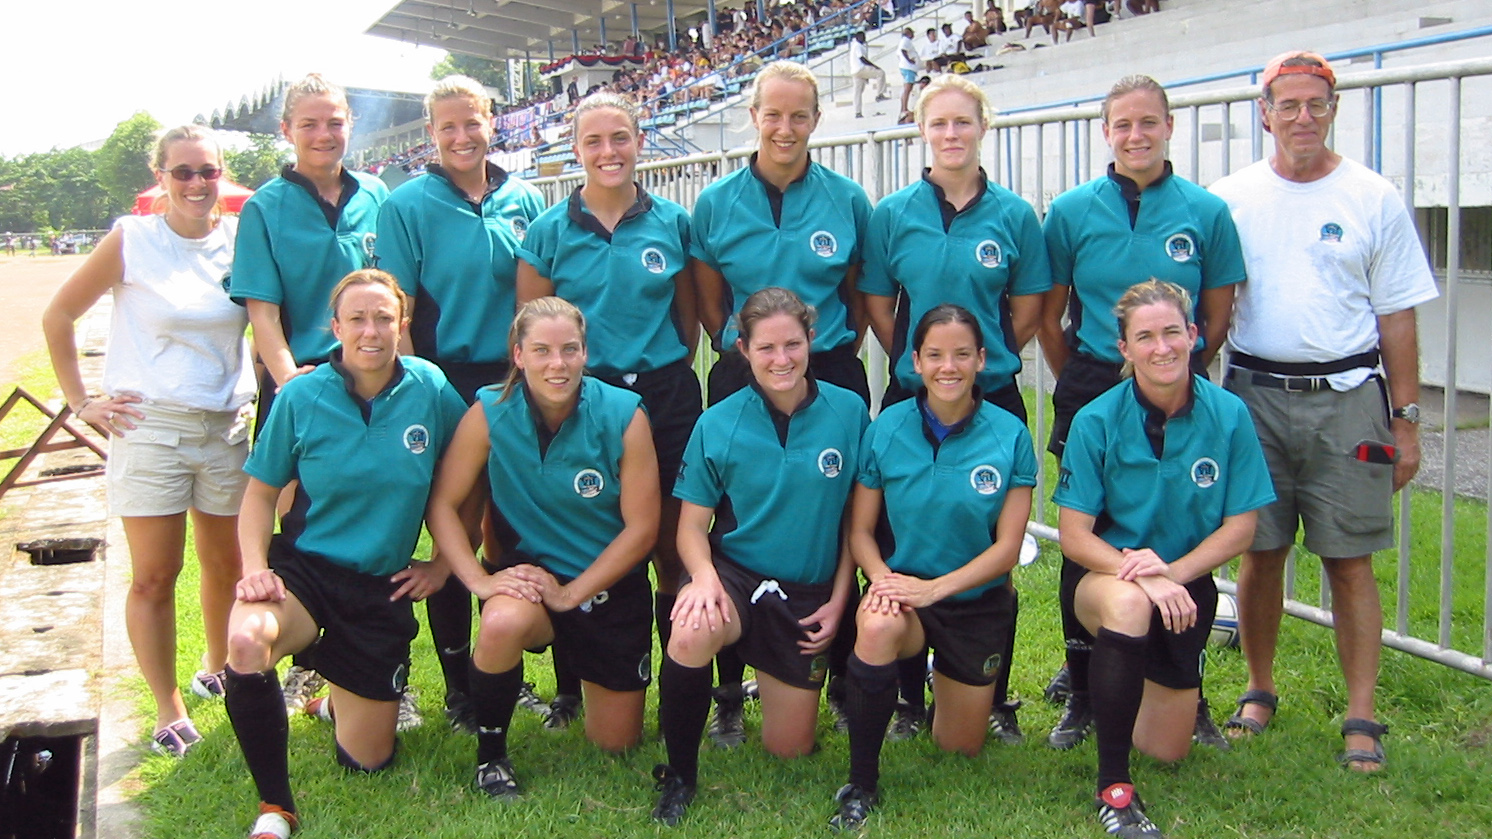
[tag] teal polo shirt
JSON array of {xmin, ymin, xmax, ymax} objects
[
  {"xmin": 480, "ymin": 376, "xmax": 644, "ymax": 580},
  {"xmin": 230, "ymin": 166, "xmax": 389, "ymax": 363},
  {"xmin": 858, "ymin": 395, "xmax": 1038, "ymax": 599},
  {"xmin": 674, "ymin": 378, "xmax": 868, "ymax": 585},
  {"xmin": 1054, "ymin": 375, "xmax": 1275, "ymax": 564},
  {"xmin": 376, "ymin": 162, "xmax": 546, "ymax": 364},
  {"xmin": 244, "ymin": 353, "xmax": 466, "ymax": 576},
  {"xmin": 690, "ymin": 156, "xmax": 872, "ymax": 353},
  {"xmin": 516, "ymin": 185, "xmax": 691, "ymax": 376},
  {"xmin": 1043, "ymin": 164, "xmax": 1246, "ymax": 363},
  {"xmin": 859, "ymin": 172, "xmax": 1051, "ymax": 393}
]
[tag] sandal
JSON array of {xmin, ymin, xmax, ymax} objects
[
  {"xmin": 1223, "ymin": 689, "xmax": 1278, "ymax": 735},
  {"xmin": 1339, "ymin": 718, "xmax": 1388, "ymax": 771},
  {"xmin": 151, "ymin": 718, "xmax": 203, "ymax": 757}
]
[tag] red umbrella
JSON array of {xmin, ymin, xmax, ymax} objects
[{"xmin": 134, "ymin": 179, "xmax": 255, "ymax": 215}]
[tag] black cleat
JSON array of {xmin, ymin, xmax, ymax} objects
[
  {"xmin": 1047, "ymin": 690, "xmax": 1094, "ymax": 750},
  {"xmin": 828, "ymin": 783, "xmax": 878, "ymax": 832},
  {"xmin": 885, "ymin": 701, "xmax": 925, "ymax": 742},
  {"xmin": 988, "ymin": 699, "xmax": 1024, "ymax": 745},
  {"xmin": 651, "ymin": 764, "xmax": 695, "ymax": 826},
  {"xmin": 708, "ymin": 686, "xmax": 747, "ymax": 748},
  {"xmin": 543, "ymin": 693, "xmax": 582, "ymax": 730},
  {"xmin": 1095, "ymin": 783, "xmax": 1163, "ymax": 838},
  {"xmin": 475, "ymin": 758, "xmax": 521, "ymax": 799},
  {"xmin": 1192, "ymin": 697, "xmax": 1231, "ymax": 751},
  {"xmin": 444, "ymin": 691, "xmax": 477, "ymax": 735},
  {"xmin": 1044, "ymin": 663, "xmax": 1072, "ymax": 705}
]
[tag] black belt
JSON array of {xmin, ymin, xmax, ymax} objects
[
  {"xmin": 1230, "ymin": 349, "xmax": 1379, "ymax": 376},
  {"xmin": 1228, "ymin": 369, "xmax": 1333, "ymax": 393}
]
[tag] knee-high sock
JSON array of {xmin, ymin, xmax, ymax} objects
[
  {"xmin": 659, "ymin": 655, "xmax": 713, "ymax": 786},
  {"xmin": 224, "ymin": 667, "xmax": 294, "ymax": 813},
  {"xmin": 846, "ymin": 654, "xmax": 899, "ymax": 791},
  {"xmin": 425, "ymin": 577, "xmax": 473, "ymax": 697},
  {"xmin": 470, "ymin": 659, "xmax": 522, "ymax": 764},
  {"xmin": 715, "ymin": 645, "xmax": 746, "ymax": 693},
  {"xmin": 896, "ymin": 648, "xmax": 927, "ymax": 711},
  {"xmin": 552, "ymin": 643, "xmax": 581, "ymax": 698},
  {"xmin": 1090, "ymin": 628, "xmax": 1147, "ymax": 791},
  {"xmin": 994, "ymin": 587, "xmax": 1019, "ymax": 708},
  {"xmin": 654, "ymin": 592, "xmax": 678, "ymax": 674}
]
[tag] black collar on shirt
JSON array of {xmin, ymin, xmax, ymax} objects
[
  {"xmin": 521, "ymin": 377, "xmax": 585, "ymax": 459},
  {"xmin": 566, "ymin": 183, "xmax": 654, "ymax": 243},
  {"xmin": 922, "ymin": 168, "xmax": 990, "ymax": 233},
  {"xmin": 427, "ymin": 161, "xmax": 510, "ymax": 212},
  {"xmin": 749, "ymin": 373, "xmax": 820, "ymax": 447},
  {"xmin": 1105, "ymin": 161, "xmax": 1173, "ymax": 230},
  {"xmin": 748, "ymin": 151, "xmax": 812, "ymax": 228},
  {"xmin": 328, "ymin": 347, "xmax": 406, "ymax": 424},
  {"xmin": 281, "ymin": 165, "xmax": 360, "ymax": 230},
  {"xmin": 1129, "ymin": 373, "xmax": 1196, "ymax": 459},
  {"xmin": 916, "ymin": 387, "xmax": 980, "ymax": 455}
]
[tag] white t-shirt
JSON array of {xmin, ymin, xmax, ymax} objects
[
  {"xmin": 104, "ymin": 214, "xmax": 255, "ymax": 412},
  {"xmin": 897, "ymin": 34, "xmax": 918, "ymax": 72},
  {"xmin": 917, "ymin": 36, "xmax": 942, "ymax": 64},
  {"xmin": 851, "ymin": 38, "xmax": 869, "ymax": 66},
  {"xmin": 939, "ymin": 34, "xmax": 959, "ymax": 56},
  {"xmin": 1211, "ymin": 157, "xmax": 1438, "ymax": 390}
]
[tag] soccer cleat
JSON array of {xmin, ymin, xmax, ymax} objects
[
  {"xmin": 885, "ymin": 701, "xmax": 925, "ymax": 742},
  {"xmin": 248, "ymin": 803, "xmax": 298, "ymax": 839},
  {"xmin": 516, "ymin": 681, "xmax": 549, "ymax": 717},
  {"xmin": 988, "ymin": 699, "xmax": 1024, "ymax": 745},
  {"xmin": 708, "ymin": 687, "xmax": 747, "ymax": 749},
  {"xmin": 741, "ymin": 678, "xmax": 760, "ymax": 702},
  {"xmin": 303, "ymin": 696, "xmax": 333, "ymax": 723},
  {"xmin": 1095, "ymin": 783, "xmax": 1163, "ymax": 838},
  {"xmin": 651, "ymin": 764, "xmax": 695, "ymax": 826},
  {"xmin": 280, "ymin": 665, "xmax": 326, "ymax": 713},
  {"xmin": 396, "ymin": 691, "xmax": 424, "ymax": 732},
  {"xmin": 543, "ymin": 693, "xmax": 582, "ymax": 730},
  {"xmin": 474, "ymin": 758, "xmax": 521, "ymax": 799},
  {"xmin": 1048, "ymin": 690, "xmax": 1094, "ymax": 750},
  {"xmin": 1192, "ymin": 697, "xmax": 1231, "ymax": 751},
  {"xmin": 1044, "ymin": 663, "xmax": 1072, "ymax": 705},
  {"xmin": 826, "ymin": 691, "xmax": 850, "ymax": 733},
  {"xmin": 444, "ymin": 691, "xmax": 477, "ymax": 735},
  {"xmin": 828, "ymin": 783, "xmax": 878, "ymax": 832},
  {"xmin": 191, "ymin": 669, "xmax": 226, "ymax": 699},
  {"xmin": 150, "ymin": 718, "xmax": 202, "ymax": 758}
]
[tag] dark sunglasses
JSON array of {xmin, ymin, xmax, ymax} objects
[{"xmin": 162, "ymin": 165, "xmax": 223, "ymax": 182}]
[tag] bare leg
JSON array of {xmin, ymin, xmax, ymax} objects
[
  {"xmin": 122, "ymin": 514, "xmax": 189, "ymax": 729},
  {"xmin": 928, "ymin": 673, "xmax": 997, "ymax": 756},
  {"xmin": 189, "ymin": 509, "xmax": 242, "ymax": 674},
  {"xmin": 1322, "ymin": 555, "xmax": 1383, "ymax": 771},
  {"xmin": 328, "ymin": 686, "xmax": 399, "ymax": 769},
  {"xmin": 755, "ymin": 672, "xmax": 820, "ymax": 758},
  {"xmin": 582, "ymin": 681, "xmax": 646, "ymax": 752},
  {"xmin": 1234, "ymin": 546, "xmax": 1289, "ymax": 731},
  {"xmin": 1131, "ymin": 681, "xmax": 1197, "ymax": 762}
]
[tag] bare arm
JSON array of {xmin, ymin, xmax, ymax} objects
[
  {"xmin": 672, "ymin": 499, "xmax": 733, "ymax": 631},
  {"xmin": 246, "ymin": 300, "xmax": 313, "ymax": 387},
  {"xmin": 868, "ymin": 487, "xmax": 1033, "ymax": 609},
  {"xmin": 842, "ymin": 264, "xmax": 869, "ymax": 351},
  {"xmin": 864, "ymin": 293, "xmax": 897, "ymax": 355},
  {"xmin": 1196, "ymin": 285, "xmax": 1236, "ymax": 369},
  {"xmin": 426, "ymin": 405, "xmax": 498, "ymax": 593},
  {"xmin": 1377, "ymin": 307, "xmax": 1421, "ymax": 491},
  {"xmin": 515, "ymin": 258, "xmax": 555, "ymax": 309},
  {"xmin": 673, "ymin": 261, "xmax": 701, "ymax": 362},
  {"xmin": 693, "ymin": 259, "xmax": 727, "ymax": 341},
  {"xmin": 235, "ymin": 477, "xmax": 287, "ymax": 602},
  {"xmin": 1037, "ymin": 283, "xmax": 1071, "ymax": 376},
  {"xmin": 1008, "ymin": 293, "xmax": 1043, "ymax": 352}
]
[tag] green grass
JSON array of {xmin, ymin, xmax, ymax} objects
[{"xmin": 0, "ymin": 349, "xmax": 65, "ymax": 522}]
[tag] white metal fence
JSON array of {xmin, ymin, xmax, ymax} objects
[{"xmin": 533, "ymin": 55, "xmax": 1492, "ymax": 679}]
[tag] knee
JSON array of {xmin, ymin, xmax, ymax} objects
[
  {"xmin": 1137, "ymin": 737, "xmax": 1191, "ymax": 764},
  {"xmin": 589, "ymin": 723, "xmax": 642, "ymax": 754},
  {"xmin": 129, "ymin": 567, "xmax": 181, "ymax": 601},
  {"xmin": 853, "ymin": 612, "xmax": 906, "ymax": 658},
  {"xmin": 336, "ymin": 740, "xmax": 395, "ymax": 773},
  {"xmin": 227, "ymin": 621, "xmax": 273, "ymax": 670},
  {"xmin": 666, "ymin": 623, "xmax": 721, "ymax": 666},
  {"xmin": 762, "ymin": 732, "xmax": 815, "ymax": 760},
  {"xmin": 931, "ymin": 728, "xmax": 983, "ymax": 758},
  {"xmin": 476, "ymin": 602, "xmax": 534, "ymax": 653},
  {"xmin": 1101, "ymin": 584, "xmax": 1154, "ymax": 630},
  {"xmin": 1324, "ymin": 557, "xmax": 1376, "ymax": 590}
]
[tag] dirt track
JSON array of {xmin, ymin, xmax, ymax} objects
[{"xmin": 0, "ymin": 253, "xmax": 83, "ymax": 388}]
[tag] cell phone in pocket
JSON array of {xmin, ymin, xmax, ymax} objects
[{"xmin": 1354, "ymin": 440, "xmax": 1397, "ymax": 465}]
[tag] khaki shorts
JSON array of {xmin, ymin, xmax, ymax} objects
[
  {"xmin": 107, "ymin": 402, "xmax": 250, "ymax": 518},
  {"xmin": 1225, "ymin": 370, "xmax": 1394, "ymax": 558}
]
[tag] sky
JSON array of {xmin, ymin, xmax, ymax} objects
[{"xmin": 2, "ymin": 1, "xmax": 447, "ymax": 156}]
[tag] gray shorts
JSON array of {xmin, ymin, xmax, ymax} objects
[
  {"xmin": 1224, "ymin": 370, "xmax": 1394, "ymax": 558},
  {"xmin": 107, "ymin": 402, "xmax": 250, "ymax": 517}
]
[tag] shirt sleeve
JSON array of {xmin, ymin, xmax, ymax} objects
[
  {"xmin": 857, "ymin": 201, "xmax": 899, "ymax": 297},
  {"xmin": 521, "ymin": 183, "xmax": 548, "ymax": 221},
  {"xmin": 513, "ymin": 211, "xmax": 559, "ymax": 278},
  {"xmin": 856, "ymin": 421, "xmax": 883, "ymax": 490},
  {"xmin": 1043, "ymin": 199, "xmax": 1075, "ymax": 288},
  {"xmin": 1007, "ymin": 199, "xmax": 1054, "ymax": 297},
  {"xmin": 1222, "ymin": 401, "xmax": 1278, "ymax": 517},
  {"xmin": 373, "ymin": 195, "xmax": 421, "ymax": 295},
  {"xmin": 1200, "ymin": 196, "xmax": 1248, "ymax": 290},
  {"xmin": 1052, "ymin": 408, "xmax": 1106, "ymax": 516},
  {"xmin": 229, "ymin": 197, "xmax": 283, "ymax": 306},
  {"xmin": 1367, "ymin": 191, "xmax": 1439, "ymax": 315},
  {"xmin": 848, "ymin": 187, "xmax": 873, "ymax": 266},
  {"xmin": 672, "ymin": 420, "xmax": 724, "ymax": 507},
  {"xmin": 1009, "ymin": 425, "xmax": 1039, "ymax": 488},
  {"xmin": 435, "ymin": 379, "xmax": 468, "ymax": 456},
  {"xmin": 689, "ymin": 190, "xmax": 721, "ymax": 269},
  {"xmin": 242, "ymin": 382, "xmax": 301, "ymax": 488}
]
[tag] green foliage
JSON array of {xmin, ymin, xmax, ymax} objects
[
  {"xmin": 0, "ymin": 147, "xmax": 111, "ymax": 232},
  {"xmin": 430, "ymin": 52, "xmax": 509, "ymax": 91},
  {"xmin": 225, "ymin": 134, "xmax": 286, "ymax": 190},
  {"xmin": 95, "ymin": 111, "xmax": 163, "ymax": 215}
]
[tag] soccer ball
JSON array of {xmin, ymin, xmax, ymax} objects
[{"xmin": 1209, "ymin": 591, "xmax": 1240, "ymax": 648}]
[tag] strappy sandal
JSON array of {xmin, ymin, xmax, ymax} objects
[
  {"xmin": 1222, "ymin": 689, "xmax": 1278, "ymax": 735},
  {"xmin": 1339, "ymin": 718, "xmax": 1388, "ymax": 770}
]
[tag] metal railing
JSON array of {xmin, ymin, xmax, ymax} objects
[{"xmin": 532, "ymin": 55, "xmax": 1492, "ymax": 680}]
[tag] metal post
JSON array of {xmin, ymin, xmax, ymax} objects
[
  {"xmin": 1397, "ymin": 80, "xmax": 1416, "ymax": 637},
  {"xmin": 1188, "ymin": 105, "xmax": 1200, "ymax": 182},
  {"xmin": 548, "ymin": 40, "xmax": 555, "ymax": 62},
  {"xmin": 572, "ymin": 30, "xmax": 580, "ymax": 54},
  {"xmin": 1440, "ymin": 75, "xmax": 1462, "ymax": 649},
  {"xmin": 708, "ymin": 0, "xmax": 718, "ymax": 38},
  {"xmin": 1219, "ymin": 101, "xmax": 1231, "ymax": 176},
  {"xmin": 524, "ymin": 51, "xmax": 533, "ymax": 98},
  {"xmin": 632, "ymin": 3, "xmax": 640, "ymax": 36},
  {"xmin": 667, "ymin": 0, "xmax": 678, "ymax": 51},
  {"xmin": 601, "ymin": 16, "xmax": 608, "ymax": 50},
  {"xmin": 1373, "ymin": 51, "xmax": 1385, "ymax": 172}
]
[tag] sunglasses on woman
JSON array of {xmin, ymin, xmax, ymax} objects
[{"xmin": 161, "ymin": 165, "xmax": 223, "ymax": 182}]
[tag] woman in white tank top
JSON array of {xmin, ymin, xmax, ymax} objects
[{"xmin": 42, "ymin": 125, "xmax": 254, "ymax": 757}]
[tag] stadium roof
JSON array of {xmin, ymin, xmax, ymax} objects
[{"xmin": 367, "ymin": 0, "xmax": 716, "ymax": 62}]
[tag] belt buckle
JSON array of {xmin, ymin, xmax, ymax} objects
[{"xmin": 1283, "ymin": 376, "xmax": 1323, "ymax": 393}]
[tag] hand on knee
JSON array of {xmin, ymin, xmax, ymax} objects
[{"xmin": 226, "ymin": 623, "xmax": 275, "ymax": 672}]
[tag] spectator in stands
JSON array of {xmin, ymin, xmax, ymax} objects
[
  {"xmin": 1025, "ymin": 0, "xmax": 1063, "ymax": 41},
  {"xmin": 918, "ymin": 28, "xmax": 944, "ymax": 73},
  {"xmin": 939, "ymin": 23, "xmax": 960, "ymax": 62},
  {"xmin": 963, "ymin": 11, "xmax": 991, "ymax": 50},
  {"xmin": 1128, "ymin": 0, "xmax": 1160, "ymax": 14},
  {"xmin": 850, "ymin": 30, "xmax": 891, "ymax": 118},
  {"xmin": 897, "ymin": 26, "xmax": 919, "ymax": 115},
  {"xmin": 986, "ymin": 1, "xmax": 1009, "ymax": 35}
]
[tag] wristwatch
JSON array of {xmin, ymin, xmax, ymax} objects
[{"xmin": 1392, "ymin": 403, "xmax": 1421, "ymax": 424}]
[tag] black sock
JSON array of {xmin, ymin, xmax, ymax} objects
[
  {"xmin": 896, "ymin": 648, "xmax": 927, "ymax": 712},
  {"xmin": 469, "ymin": 660, "xmax": 522, "ymax": 765},
  {"xmin": 659, "ymin": 655, "xmax": 713, "ymax": 787},
  {"xmin": 715, "ymin": 645, "xmax": 746, "ymax": 694},
  {"xmin": 1067, "ymin": 641, "xmax": 1092, "ymax": 694},
  {"xmin": 993, "ymin": 587, "xmax": 1018, "ymax": 708},
  {"xmin": 224, "ymin": 667, "xmax": 294, "ymax": 814},
  {"xmin": 846, "ymin": 654, "xmax": 899, "ymax": 791},
  {"xmin": 552, "ymin": 644, "xmax": 581, "ymax": 698},
  {"xmin": 826, "ymin": 586, "xmax": 859, "ymax": 689},
  {"xmin": 426, "ymin": 576, "xmax": 473, "ymax": 698},
  {"xmin": 1090, "ymin": 628, "xmax": 1147, "ymax": 792},
  {"xmin": 654, "ymin": 592, "xmax": 677, "ymax": 661}
]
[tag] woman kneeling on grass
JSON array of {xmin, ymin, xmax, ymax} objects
[
  {"xmin": 1055, "ymin": 280, "xmax": 1274, "ymax": 839},
  {"xmin": 651, "ymin": 287, "xmax": 868, "ymax": 826},
  {"xmin": 223, "ymin": 270, "xmax": 465, "ymax": 839},
  {"xmin": 828, "ymin": 304, "xmax": 1036, "ymax": 831},
  {"xmin": 425, "ymin": 296, "xmax": 660, "ymax": 799}
]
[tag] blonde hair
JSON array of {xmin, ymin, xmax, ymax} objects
[
  {"xmin": 150, "ymin": 125, "xmax": 226, "ymax": 218},
  {"xmin": 281, "ymin": 73, "xmax": 351, "ymax": 124},
  {"xmin": 330, "ymin": 269, "xmax": 408, "ymax": 322},
  {"xmin": 750, "ymin": 61, "xmax": 821, "ymax": 114},
  {"xmin": 425, "ymin": 74, "xmax": 493, "ymax": 122},
  {"xmin": 573, "ymin": 91, "xmax": 641, "ymax": 135},
  {"xmin": 499, "ymin": 297, "xmax": 588, "ymax": 403},
  {"xmin": 915, "ymin": 74, "xmax": 993, "ymax": 126},
  {"xmin": 1114, "ymin": 279, "xmax": 1193, "ymax": 378},
  {"xmin": 1101, "ymin": 75, "xmax": 1170, "ymax": 123},
  {"xmin": 736, "ymin": 287, "xmax": 816, "ymax": 349}
]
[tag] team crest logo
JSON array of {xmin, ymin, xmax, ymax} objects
[
  {"xmin": 981, "ymin": 653, "xmax": 1003, "ymax": 678},
  {"xmin": 403, "ymin": 424, "xmax": 430, "ymax": 454},
  {"xmin": 361, "ymin": 232, "xmax": 378, "ymax": 266},
  {"xmin": 220, "ymin": 271, "xmax": 232, "ymax": 294},
  {"xmin": 1191, "ymin": 457, "xmax": 1219, "ymax": 488},
  {"xmin": 1165, "ymin": 233, "xmax": 1196, "ymax": 262},
  {"xmin": 809, "ymin": 230, "xmax": 838, "ymax": 258},
  {"xmin": 574, "ymin": 468, "xmax": 605, "ymax": 498},
  {"xmin": 638, "ymin": 652, "xmax": 653, "ymax": 684},
  {"xmin": 510, "ymin": 217, "xmax": 529, "ymax": 241},
  {"xmin": 975, "ymin": 239, "xmax": 1002, "ymax": 268},
  {"xmin": 1320, "ymin": 222, "xmax": 1343, "ymax": 243},
  {"xmin": 391, "ymin": 663, "xmax": 409, "ymax": 693},
  {"xmin": 641, "ymin": 247, "xmax": 667, "ymax": 274},
  {"xmin": 808, "ymin": 654, "xmax": 829, "ymax": 684},
  {"xmin": 818, "ymin": 448, "xmax": 843, "ymax": 478},
  {"xmin": 970, "ymin": 464, "xmax": 1002, "ymax": 495}
]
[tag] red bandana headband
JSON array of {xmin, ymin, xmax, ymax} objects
[{"xmin": 1261, "ymin": 51, "xmax": 1336, "ymax": 93}]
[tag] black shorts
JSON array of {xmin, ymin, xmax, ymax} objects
[
  {"xmin": 269, "ymin": 535, "xmax": 418, "ymax": 702},
  {"xmin": 1048, "ymin": 351, "xmax": 1122, "ymax": 458},
  {"xmin": 713, "ymin": 554, "xmax": 834, "ymax": 691},
  {"xmin": 707, "ymin": 343, "xmax": 870, "ymax": 408},
  {"xmin": 439, "ymin": 360, "xmax": 510, "ymax": 405},
  {"xmin": 883, "ymin": 377, "xmax": 1027, "ymax": 424},
  {"xmin": 597, "ymin": 359, "xmax": 702, "ymax": 495},
  {"xmin": 483, "ymin": 556, "xmax": 654, "ymax": 693},
  {"xmin": 1064, "ymin": 559, "xmax": 1216, "ymax": 690},
  {"xmin": 915, "ymin": 584, "xmax": 1017, "ymax": 687}
]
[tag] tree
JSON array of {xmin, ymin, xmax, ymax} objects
[
  {"xmin": 430, "ymin": 52, "xmax": 509, "ymax": 93},
  {"xmin": 94, "ymin": 111, "xmax": 162, "ymax": 217},
  {"xmin": 225, "ymin": 134, "xmax": 287, "ymax": 190}
]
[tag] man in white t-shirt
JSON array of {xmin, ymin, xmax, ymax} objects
[
  {"xmin": 897, "ymin": 26, "xmax": 919, "ymax": 114},
  {"xmin": 917, "ymin": 28, "xmax": 943, "ymax": 73},
  {"xmin": 849, "ymin": 30, "xmax": 890, "ymax": 118},
  {"xmin": 1211, "ymin": 51, "xmax": 1438, "ymax": 773}
]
